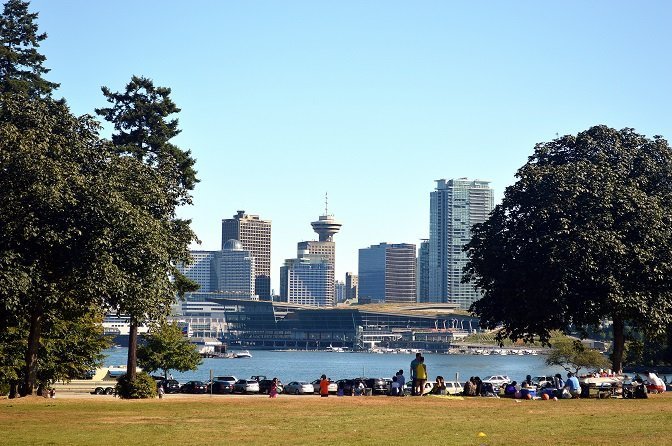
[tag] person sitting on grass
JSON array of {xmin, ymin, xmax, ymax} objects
[
  {"xmin": 564, "ymin": 372, "xmax": 581, "ymax": 398},
  {"xmin": 503, "ymin": 381, "xmax": 517, "ymax": 397},
  {"xmin": 429, "ymin": 376, "xmax": 447, "ymax": 395}
]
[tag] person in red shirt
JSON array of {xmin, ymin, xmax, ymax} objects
[{"xmin": 319, "ymin": 374, "xmax": 330, "ymax": 397}]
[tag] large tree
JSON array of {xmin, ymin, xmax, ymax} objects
[
  {"xmin": 0, "ymin": 93, "xmax": 130, "ymax": 395},
  {"xmin": 464, "ymin": 126, "xmax": 672, "ymax": 373},
  {"xmin": 137, "ymin": 321, "xmax": 202, "ymax": 379},
  {"xmin": 0, "ymin": 0, "xmax": 58, "ymax": 96},
  {"xmin": 96, "ymin": 76, "xmax": 198, "ymax": 384}
]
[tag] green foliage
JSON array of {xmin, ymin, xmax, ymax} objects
[
  {"xmin": 115, "ymin": 371, "xmax": 157, "ymax": 399},
  {"xmin": 137, "ymin": 321, "xmax": 202, "ymax": 378},
  {"xmin": 465, "ymin": 125, "xmax": 672, "ymax": 372},
  {"xmin": 0, "ymin": 93, "xmax": 125, "ymax": 394},
  {"xmin": 96, "ymin": 76, "xmax": 198, "ymax": 380},
  {"xmin": 0, "ymin": 0, "xmax": 58, "ymax": 96},
  {"xmin": 545, "ymin": 337, "xmax": 610, "ymax": 375}
]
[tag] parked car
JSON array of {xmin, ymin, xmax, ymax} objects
[
  {"xmin": 364, "ymin": 378, "xmax": 388, "ymax": 395},
  {"xmin": 284, "ymin": 381, "xmax": 315, "ymax": 395},
  {"xmin": 482, "ymin": 375, "xmax": 511, "ymax": 388},
  {"xmin": 160, "ymin": 379, "xmax": 181, "ymax": 394},
  {"xmin": 445, "ymin": 381, "xmax": 463, "ymax": 395},
  {"xmin": 214, "ymin": 376, "xmax": 237, "ymax": 387},
  {"xmin": 209, "ymin": 379, "xmax": 234, "ymax": 394},
  {"xmin": 181, "ymin": 380, "xmax": 208, "ymax": 394},
  {"xmin": 311, "ymin": 379, "xmax": 337, "ymax": 394},
  {"xmin": 335, "ymin": 378, "xmax": 367, "ymax": 396},
  {"xmin": 233, "ymin": 379, "xmax": 260, "ymax": 394},
  {"xmin": 250, "ymin": 375, "xmax": 267, "ymax": 382},
  {"xmin": 259, "ymin": 379, "xmax": 283, "ymax": 395}
]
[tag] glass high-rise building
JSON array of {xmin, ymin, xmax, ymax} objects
[
  {"xmin": 429, "ymin": 178, "xmax": 494, "ymax": 309},
  {"xmin": 358, "ymin": 243, "xmax": 417, "ymax": 304},
  {"xmin": 176, "ymin": 250, "xmax": 218, "ymax": 292},
  {"xmin": 219, "ymin": 239, "xmax": 256, "ymax": 298},
  {"xmin": 417, "ymin": 239, "xmax": 430, "ymax": 303},
  {"xmin": 222, "ymin": 210, "xmax": 271, "ymax": 299}
]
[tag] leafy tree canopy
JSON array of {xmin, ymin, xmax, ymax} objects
[
  {"xmin": 137, "ymin": 321, "xmax": 202, "ymax": 379},
  {"xmin": 465, "ymin": 125, "xmax": 672, "ymax": 373},
  {"xmin": 545, "ymin": 337, "xmax": 611, "ymax": 375}
]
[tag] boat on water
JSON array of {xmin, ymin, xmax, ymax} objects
[
  {"xmin": 234, "ymin": 350, "xmax": 252, "ymax": 358},
  {"xmin": 325, "ymin": 345, "xmax": 347, "ymax": 353}
]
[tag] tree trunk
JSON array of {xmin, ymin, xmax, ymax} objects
[
  {"xmin": 21, "ymin": 310, "xmax": 42, "ymax": 396},
  {"xmin": 611, "ymin": 316, "xmax": 625, "ymax": 374},
  {"xmin": 127, "ymin": 321, "xmax": 138, "ymax": 381},
  {"xmin": 9, "ymin": 381, "xmax": 18, "ymax": 399}
]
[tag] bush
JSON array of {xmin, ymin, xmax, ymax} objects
[
  {"xmin": 115, "ymin": 372, "xmax": 158, "ymax": 399},
  {"xmin": 0, "ymin": 382, "xmax": 9, "ymax": 397}
]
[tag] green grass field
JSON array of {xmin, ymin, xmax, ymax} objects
[{"xmin": 1, "ymin": 393, "xmax": 670, "ymax": 445}]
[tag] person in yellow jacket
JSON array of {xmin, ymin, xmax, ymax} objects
[{"xmin": 415, "ymin": 356, "xmax": 427, "ymax": 395}]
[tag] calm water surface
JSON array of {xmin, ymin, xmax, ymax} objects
[{"xmin": 105, "ymin": 348, "xmax": 566, "ymax": 383}]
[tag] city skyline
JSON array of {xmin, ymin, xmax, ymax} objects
[{"xmin": 27, "ymin": 0, "xmax": 672, "ymax": 293}]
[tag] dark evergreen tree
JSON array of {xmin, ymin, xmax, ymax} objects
[
  {"xmin": 0, "ymin": 0, "xmax": 58, "ymax": 96},
  {"xmin": 464, "ymin": 126, "xmax": 672, "ymax": 373},
  {"xmin": 96, "ymin": 76, "xmax": 198, "ymax": 385}
]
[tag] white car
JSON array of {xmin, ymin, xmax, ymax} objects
[
  {"xmin": 482, "ymin": 375, "xmax": 511, "ymax": 387},
  {"xmin": 445, "ymin": 381, "xmax": 464, "ymax": 395},
  {"xmin": 233, "ymin": 379, "xmax": 260, "ymax": 394},
  {"xmin": 284, "ymin": 381, "xmax": 315, "ymax": 395}
]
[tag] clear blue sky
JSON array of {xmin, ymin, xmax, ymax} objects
[{"xmin": 29, "ymin": 0, "xmax": 672, "ymax": 293}]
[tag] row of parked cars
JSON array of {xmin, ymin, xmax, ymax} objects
[{"xmin": 157, "ymin": 375, "xmax": 469, "ymax": 396}]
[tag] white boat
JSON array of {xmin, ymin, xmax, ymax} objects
[
  {"xmin": 234, "ymin": 350, "xmax": 252, "ymax": 358},
  {"xmin": 325, "ymin": 345, "xmax": 346, "ymax": 353}
]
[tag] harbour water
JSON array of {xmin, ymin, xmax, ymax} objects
[{"xmin": 105, "ymin": 348, "xmax": 567, "ymax": 383}]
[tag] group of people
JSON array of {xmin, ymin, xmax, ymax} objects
[{"xmin": 463, "ymin": 377, "xmax": 496, "ymax": 397}]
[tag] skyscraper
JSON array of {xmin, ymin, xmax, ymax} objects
[
  {"xmin": 280, "ymin": 256, "xmax": 334, "ymax": 306},
  {"xmin": 345, "ymin": 272, "xmax": 358, "ymax": 301},
  {"xmin": 222, "ymin": 210, "xmax": 271, "ymax": 299},
  {"xmin": 358, "ymin": 243, "xmax": 417, "ymax": 304},
  {"xmin": 280, "ymin": 210, "xmax": 341, "ymax": 306},
  {"xmin": 218, "ymin": 239, "xmax": 256, "ymax": 298},
  {"xmin": 417, "ymin": 239, "xmax": 430, "ymax": 303},
  {"xmin": 176, "ymin": 250, "xmax": 218, "ymax": 293},
  {"xmin": 429, "ymin": 178, "xmax": 494, "ymax": 309}
]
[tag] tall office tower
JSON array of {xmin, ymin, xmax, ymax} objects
[
  {"xmin": 345, "ymin": 272, "xmax": 358, "ymax": 301},
  {"xmin": 280, "ymin": 256, "xmax": 334, "ymax": 306},
  {"xmin": 176, "ymin": 250, "xmax": 219, "ymax": 292},
  {"xmin": 429, "ymin": 178, "xmax": 494, "ymax": 309},
  {"xmin": 218, "ymin": 239, "xmax": 256, "ymax": 298},
  {"xmin": 222, "ymin": 210, "xmax": 271, "ymax": 299},
  {"xmin": 417, "ymin": 239, "xmax": 430, "ymax": 302},
  {"xmin": 334, "ymin": 280, "xmax": 346, "ymax": 303},
  {"xmin": 358, "ymin": 243, "xmax": 417, "ymax": 303}
]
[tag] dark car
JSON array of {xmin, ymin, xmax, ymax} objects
[
  {"xmin": 258, "ymin": 379, "xmax": 283, "ymax": 395},
  {"xmin": 181, "ymin": 380, "xmax": 208, "ymax": 394},
  {"xmin": 209, "ymin": 380, "xmax": 234, "ymax": 394},
  {"xmin": 364, "ymin": 378, "xmax": 388, "ymax": 395},
  {"xmin": 160, "ymin": 379, "xmax": 181, "ymax": 394},
  {"xmin": 336, "ymin": 378, "xmax": 366, "ymax": 396}
]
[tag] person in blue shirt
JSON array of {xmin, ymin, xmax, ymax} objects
[{"xmin": 564, "ymin": 372, "xmax": 581, "ymax": 398}]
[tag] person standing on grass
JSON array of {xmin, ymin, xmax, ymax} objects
[
  {"xmin": 269, "ymin": 378, "xmax": 279, "ymax": 398},
  {"xmin": 319, "ymin": 375, "xmax": 330, "ymax": 397},
  {"xmin": 415, "ymin": 356, "xmax": 428, "ymax": 395},
  {"xmin": 410, "ymin": 353, "xmax": 421, "ymax": 396}
]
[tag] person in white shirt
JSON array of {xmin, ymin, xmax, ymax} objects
[{"xmin": 646, "ymin": 372, "xmax": 666, "ymax": 393}]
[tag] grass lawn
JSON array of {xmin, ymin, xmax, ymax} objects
[{"xmin": 1, "ymin": 393, "xmax": 670, "ymax": 445}]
